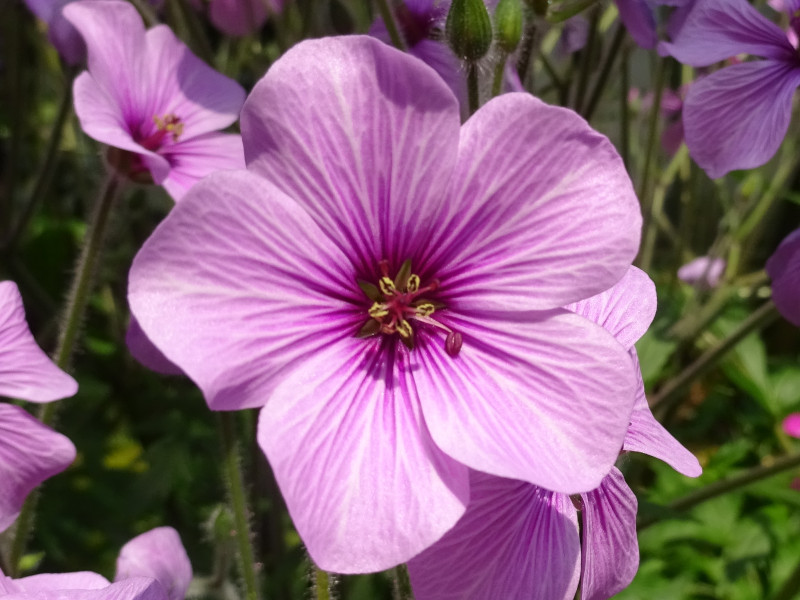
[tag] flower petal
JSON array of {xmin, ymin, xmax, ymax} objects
[
  {"xmin": 128, "ymin": 170, "xmax": 362, "ymax": 411},
  {"xmin": 766, "ymin": 227, "xmax": 800, "ymax": 326},
  {"xmin": 14, "ymin": 572, "xmax": 109, "ymax": 592},
  {"xmin": 677, "ymin": 256, "xmax": 726, "ymax": 288},
  {"xmin": 0, "ymin": 404, "xmax": 76, "ymax": 532},
  {"xmin": 658, "ymin": 0, "xmax": 795, "ymax": 64},
  {"xmin": 208, "ymin": 0, "xmax": 270, "ymax": 36},
  {"xmin": 682, "ymin": 60, "xmax": 800, "ymax": 179},
  {"xmin": 408, "ymin": 471, "xmax": 580, "ymax": 600},
  {"xmin": 3, "ymin": 577, "xmax": 169, "ymax": 600},
  {"xmin": 257, "ymin": 337, "xmax": 469, "ymax": 573},
  {"xmin": 567, "ymin": 266, "xmax": 656, "ymax": 351},
  {"xmin": 416, "ymin": 309, "xmax": 637, "ymax": 494},
  {"xmin": 425, "ymin": 93, "xmax": 641, "ymax": 312},
  {"xmin": 579, "ymin": 468, "xmax": 639, "ymax": 600},
  {"xmin": 623, "ymin": 353, "xmax": 702, "ymax": 477},
  {"xmin": 783, "ymin": 413, "xmax": 800, "ymax": 438},
  {"xmin": 615, "ymin": 0, "xmax": 657, "ymax": 49},
  {"xmin": 125, "ymin": 318, "xmax": 183, "ymax": 376},
  {"xmin": 115, "ymin": 527, "xmax": 192, "ymax": 600},
  {"xmin": 0, "ymin": 281, "xmax": 77, "ymax": 403},
  {"xmin": 160, "ymin": 133, "xmax": 245, "ymax": 202},
  {"xmin": 241, "ymin": 35, "xmax": 460, "ymax": 274}
]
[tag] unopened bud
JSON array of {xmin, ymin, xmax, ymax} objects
[
  {"xmin": 494, "ymin": 0, "xmax": 523, "ymax": 54},
  {"xmin": 446, "ymin": 0, "xmax": 493, "ymax": 62}
]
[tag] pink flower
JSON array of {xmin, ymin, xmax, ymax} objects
[
  {"xmin": 64, "ymin": 0, "xmax": 246, "ymax": 201},
  {"xmin": 190, "ymin": 0, "xmax": 285, "ymax": 37},
  {"xmin": 766, "ymin": 227, "xmax": 800, "ymax": 326},
  {"xmin": 23, "ymin": 0, "xmax": 85, "ymax": 64},
  {"xmin": 407, "ymin": 268, "xmax": 702, "ymax": 600},
  {"xmin": 0, "ymin": 281, "xmax": 77, "ymax": 532},
  {"xmin": 783, "ymin": 414, "xmax": 800, "ymax": 438},
  {"xmin": 129, "ymin": 36, "xmax": 642, "ymax": 572},
  {"xmin": 678, "ymin": 255, "xmax": 725, "ymax": 288}
]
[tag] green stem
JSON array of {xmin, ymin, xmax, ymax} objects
[
  {"xmin": 651, "ymin": 300, "xmax": 780, "ymax": 418},
  {"xmin": 515, "ymin": 14, "xmax": 537, "ymax": 87},
  {"xmin": 492, "ymin": 53, "xmax": 508, "ymax": 98},
  {"xmin": 572, "ymin": 7, "xmax": 598, "ymax": 114},
  {"xmin": 393, "ymin": 564, "xmax": 414, "ymax": 600},
  {"xmin": 619, "ymin": 45, "xmax": 630, "ymax": 169},
  {"xmin": 9, "ymin": 171, "xmax": 123, "ymax": 575},
  {"xmin": 2, "ymin": 3, "xmax": 23, "ymax": 241},
  {"xmin": 773, "ymin": 557, "xmax": 800, "ymax": 600},
  {"xmin": 375, "ymin": 0, "xmax": 406, "ymax": 50},
  {"xmin": 218, "ymin": 412, "xmax": 260, "ymax": 600},
  {"xmin": 639, "ymin": 450, "xmax": 800, "ymax": 530},
  {"xmin": 636, "ymin": 57, "xmax": 665, "ymax": 202},
  {"xmin": 582, "ymin": 24, "xmax": 626, "ymax": 121},
  {"xmin": 467, "ymin": 62, "xmax": 480, "ymax": 115},
  {"xmin": 313, "ymin": 564, "xmax": 336, "ymax": 600},
  {"xmin": 5, "ymin": 69, "xmax": 75, "ymax": 250}
]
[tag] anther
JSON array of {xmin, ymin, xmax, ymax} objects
[
  {"xmin": 445, "ymin": 331, "xmax": 463, "ymax": 357},
  {"xmin": 407, "ymin": 274, "xmax": 421, "ymax": 293},
  {"xmin": 379, "ymin": 277, "xmax": 396, "ymax": 296}
]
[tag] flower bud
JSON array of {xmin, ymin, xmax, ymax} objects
[
  {"xmin": 494, "ymin": 0, "xmax": 523, "ymax": 54},
  {"xmin": 446, "ymin": 0, "xmax": 493, "ymax": 62}
]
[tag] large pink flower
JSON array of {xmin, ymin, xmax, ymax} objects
[
  {"xmin": 64, "ymin": 0, "xmax": 246, "ymax": 201},
  {"xmin": 128, "ymin": 36, "xmax": 642, "ymax": 572},
  {"xmin": 407, "ymin": 268, "xmax": 702, "ymax": 600},
  {"xmin": 0, "ymin": 281, "xmax": 77, "ymax": 532}
]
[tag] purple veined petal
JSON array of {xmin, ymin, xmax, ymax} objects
[
  {"xmin": 1, "ymin": 577, "xmax": 169, "ymax": 600},
  {"xmin": 72, "ymin": 72, "xmax": 171, "ymax": 184},
  {"xmin": 241, "ymin": 36, "xmax": 461, "ymax": 274},
  {"xmin": 579, "ymin": 467, "xmax": 639, "ymax": 600},
  {"xmin": 14, "ymin": 572, "xmax": 110, "ymax": 592},
  {"xmin": 129, "ymin": 170, "xmax": 364, "ymax": 411},
  {"xmin": 126, "ymin": 318, "xmax": 183, "ymax": 376},
  {"xmin": 207, "ymin": 0, "xmax": 270, "ymax": 36},
  {"xmin": 658, "ymin": 0, "xmax": 796, "ymax": 64},
  {"xmin": 623, "ymin": 352, "xmax": 702, "ymax": 477},
  {"xmin": 408, "ymin": 471, "xmax": 580, "ymax": 600},
  {"xmin": 683, "ymin": 60, "xmax": 800, "ymax": 179},
  {"xmin": 415, "ymin": 309, "xmax": 637, "ymax": 494},
  {"xmin": 159, "ymin": 133, "xmax": 246, "ymax": 202},
  {"xmin": 0, "ymin": 570, "xmax": 19, "ymax": 593},
  {"xmin": 615, "ymin": 0, "xmax": 658, "ymax": 49},
  {"xmin": 424, "ymin": 93, "xmax": 641, "ymax": 312},
  {"xmin": 411, "ymin": 39, "xmax": 467, "ymax": 117},
  {"xmin": 766, "ymin": 227, "xmax": 800, "ymax": 326},
  {"xmin": 257, "ymin": 337, "xmax": 470, "ymax": 573},
  {"xmin": 0, "ymin": 404, "xmax": 76, "ymax": 532},
  {"xmin": 139, "ymin": 26, "xmax": 245, "ymax": 141},
  {"xmin": 677, "ymin": 256, "xmax": 726, "ymax": 288},
  {"xmin": 0, "ymin": 281, "xmax": 77, "ymax": 403},
  {"xmin": 63, "ymin": 0, "xmax": 146, "ymax": 118},
  {"xmin": 783, "ymin": 413, "xmax": 800, "ymax": 438},
  {"xmin": 567, "ymin": 266, "xmax": 656, "ymax": 352},
  {"xmin": 115, "ymin": 527, "xmax": 192, "ymax": 600}
]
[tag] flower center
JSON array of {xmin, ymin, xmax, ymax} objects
[
  {"xmin": 138, "ymin": 114, "xmax": 184, "ymax": 151},
  {"xmin": 356, "ymin": 259, "xmax": 462, "ymax": 356}
]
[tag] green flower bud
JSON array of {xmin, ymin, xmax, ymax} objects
[
  {"xmin": 446, "ymin": 0, "xmax": 493, "ymax": 62},
  {"xmin": 494, "ymin": 0, "xmax": 523, "ymax": 54}
]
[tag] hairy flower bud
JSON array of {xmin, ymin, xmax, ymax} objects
[
  {"xmin": 446, "ymin": 0, "xmax": 493, "ymax": 61},
  {"xmin": 494, "ymin": 0, "xmax": 523, "ymax": 54}
]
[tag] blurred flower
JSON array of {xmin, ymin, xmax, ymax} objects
[
  {"xmin": 407, "ymin": 267, "xmax": 702, "ymax": 600},
  {"xmin": 64, "ymin": 0, "xmax": 246, "ymax": 201},
  {"xmin": 615, "ymin": 0, "xmax": 693, "ymax": 49},
  {"xmin": 23, "ymin": 0, "xmax": 85, "ymax": 64},
  {"xmin": 558, "ymin": 15, "xmax": 589, "ymax": 55},
  {"xmin": 0, "ymin": 281, "xmax": 77, "ymax": 532},
  {"xmin": 188, "ymin": 0, "xmax": 285, "ymax": 37},
  {"xmin": 660, "ymin": 0, "xmax": 800, "ymax": 178},
  {"xmin": 129, "ymin": 36, "xmax": 642, "ymax": 572},
  {"xmin": 116, "ymin": 527, "xmax": 192, "ymax": 600},
  {"xmin": 766, "ymin": 227, "xmax": 800, "ymax": 326},
  {"xmin": 678, "ymin": 255, "xmax": 725, "ymax": 288},
  {"xmin": 784, "ymin": 413, "xmax": 800, "ymax": 438}
]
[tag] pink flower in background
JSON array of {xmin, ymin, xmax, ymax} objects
[
  {"xmin": 678, "ymin": 255, "xmax": 725, "ymax": 288},
  {"xmin": 0, "ymin": 526, "xmax": 191, "ymax": 599},
  {"xmin": 615, "ymin": 0, "xmax": 694, "ymax": 49},
  {"xmin": 64, "ymin": 0, "xmax": 246, "ymax": 201},
  {"xmin": 0, "ymin": 281, "xmax": 77, "ymax": 532},
  {"xmin": 408, "ymin": 267, "xmax": 702, "ymax": 600},
  {"xmin": 660, "ymin": 0, "xmax": 800, "ymax": 178},
  {"xmin": 129, "ymin": 36, "xmax": 642, "ymax": 572},
  {"xmin": 766, "ymin": 228, "xmax": 800, "ymax": 326},
  {"xmin": 784, "ymin": 414, "xmax": 800, "ymax": 438},
  {"xmin": 24, "ymin": 0, "xmax": 85, "ymax": 64},
  {"xmin": 191, "ymin": 0, "xmax": 285, "ymax": 37}
]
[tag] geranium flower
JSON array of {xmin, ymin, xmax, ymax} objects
[
  {"xmin": 660, "ymin": 0, "xmax": 800, "ymax": 178},
  {"xmin": 615, "ymin": 0, "xmax": 693, "ymax": 49},
  {"xmin": 63, "ymin": 0, "xmax": 246, "ymax": 201},
  {"xmin": 0, "ymin": 526, "xmax": 191, "ymax": 600},
  {"xmin": 784, "ymin": 413, "xmax": 800, "ymax": 438},
  {"xmin": 0, "ymin": 281, "xmax": 77, "ymax": 532},
  {"xmin": 189, "ymin": 0, "xmax": 285, "ymax": 37},
  {"xmin": 23, "ymin": 0, "xmax": 85, "ymax": 64},
  {"xmin": 678, "ymin": 255, "xmax": 725, "ymax": 288},
  {"xmin": 766, "ymin": 227, "xmax": 800, "ymax": 326},
  {"xmin": 407, "ymin": 268, "xmax": 702, "ymax": 600},
  {"xmin": 128, "ymin": 36, "xmax": 642, "ymax": 572}
]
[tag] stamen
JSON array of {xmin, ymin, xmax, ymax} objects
[
  {"xmin": 407, "ymin": 274, "xmax": 420, "ymax": 293},
  {"xmin": 397, "ymin": 320, "xmax": 413, "ymax": 338},
  {"xmin": 446, "ymin": 331, "xmax": 463, "ymax": 357},
  {"xmin": 379, "ymin": 276, "xmax": 396, "ymax": 296},
  {"xmin": 415, "ymin": 303, "xmax": 435, "ymax": 317}
]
